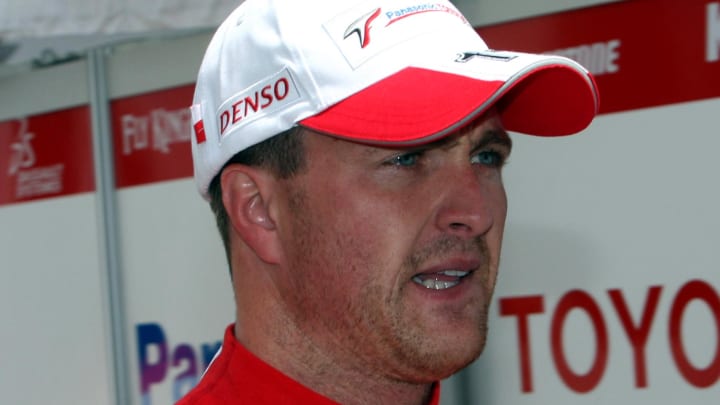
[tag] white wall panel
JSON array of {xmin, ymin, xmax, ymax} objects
[
  {"xmin": 0, "ymin": 197, "xmax": 112, "ymax": 404},
  {"xmin": 471, "ymin": 97, "xmax": 720, "ymax": 404}
]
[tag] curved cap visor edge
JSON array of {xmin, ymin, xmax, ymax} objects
[{"xmin": 300, "ymin": 63, "xmax": 599, "ymax": 143}]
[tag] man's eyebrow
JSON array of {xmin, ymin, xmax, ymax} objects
[
  {"xmin": 359, "ymin": 126, "xmax": 512, "ymax": 157},
  {"xmin": 476, "ymin": 128, "xmax": 513, "ymax": 151},
  {"xmin": 432, "ymin": 126, "xmax": 512, "ymax": 151}
]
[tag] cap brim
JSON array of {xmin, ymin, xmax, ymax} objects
[{"xmin": 300, "ymin": 58, "xmax": 599, "ymax": 144}]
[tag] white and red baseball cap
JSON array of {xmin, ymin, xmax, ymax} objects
[{"xmin": 191, "ymin": 0, "xmax": 599, "ymax": 199}]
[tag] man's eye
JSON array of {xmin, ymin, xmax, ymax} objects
[
  {"xmin": 471, "ymin": 150, "xmax": 505, "ymax": 167},
  {"xmin": 388, "ymin": 152, "xmax": 422, "ymax": 167}
]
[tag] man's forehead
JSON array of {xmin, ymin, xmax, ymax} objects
[
  {"xmin": 385, "ymin": 111, "xmax": 511, "ymax": 152},
  {"xmin": 434, "ymin": 113, "xmax": 510, "ymax": 149}
]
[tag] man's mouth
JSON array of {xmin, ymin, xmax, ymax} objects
[{"xmin": 412, "ymin": 270, "xmax": 472, "ymax": 290}]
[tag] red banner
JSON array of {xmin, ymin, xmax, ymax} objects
[
  {"xmin": 111, "ymin": 85, "xmax": 195, "ymax": 188},
  {"xmin": 477, "ymin": 0, "xmax": 720, "ymax": 114},
  {"xmin": 0, "ymin": 106, "xmax": 94, "ymax": 206}
]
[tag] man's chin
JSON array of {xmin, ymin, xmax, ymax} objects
[{"xmin": 398, "ymin": 334, "xmax": 487, "ymax": 383}]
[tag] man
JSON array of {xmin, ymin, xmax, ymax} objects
[{"xmin": 180, "ymin": 0, "xmax": 598, "ymax": 404}]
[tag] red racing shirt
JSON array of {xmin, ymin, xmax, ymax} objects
[{"xmin": 177, "ymin": 325, "xmax": 441, "ymax": 404}]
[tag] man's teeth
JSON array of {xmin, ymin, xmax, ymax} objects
[
  {"xmin": 412, "ymin": 270, "xmax": 469, "ymax": 290},
  {"xmin": 418, "ymin": 278, "xmax": 458, "ymax": 290}
]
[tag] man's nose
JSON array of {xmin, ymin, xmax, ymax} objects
[{"xmin": 434, "ymin": 164, "xmax": 505, "ymax": 238}]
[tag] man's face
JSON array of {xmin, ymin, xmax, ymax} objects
[{"xmin": 271, "ymin": 112, "xmax": 511, "ymax": 382}]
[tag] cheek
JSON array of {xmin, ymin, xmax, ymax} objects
[
  {"xmin": 486, "ymin": 184, "xmax": 507, "ymax": 288},
  {"xmin": 316, "ymin": 179, "xmax": 418, "ymax": 257},
  {"xmin": 283, "ymin": 188, "xmax": 408, "ymax": 301},
  {"xmin": 338, "ymin": 204, "xmax": 412, "ymax": 283},
  {"xmin": 493, "ymin": 185, "xmax": 508, "ymax": 239},
  {"xmin": 279, "ymin": 194, "xmax": 414, "ymax": 351}
]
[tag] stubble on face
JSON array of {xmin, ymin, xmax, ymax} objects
[
  {"xmin": 276, "ymin": 182, "xmax": 497, "ymax": 384},
  {"xmin": 389, "ymin": 234, "xmax": 494, "ymax": 379}
]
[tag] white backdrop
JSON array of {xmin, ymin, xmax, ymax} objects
[
  {"xmin": 0, "ymin": 60, "xmax": 113, "ymax": 404},
  {"xmin": 474, "ymin": 97, "xmax": 720, "ymax": 404}
]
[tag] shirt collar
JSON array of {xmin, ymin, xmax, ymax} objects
[{"xmin": 200, "ymin": 324, "xmax": 441, "ymax": 404}]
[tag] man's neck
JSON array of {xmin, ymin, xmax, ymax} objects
[{"xmin": 235, "ymin": 310, "xmax": 435, "ymax": 405}]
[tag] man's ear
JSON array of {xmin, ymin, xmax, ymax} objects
[{"xmin": 221, "ymin": 165, "xmax": 281, "ymax": 264}]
